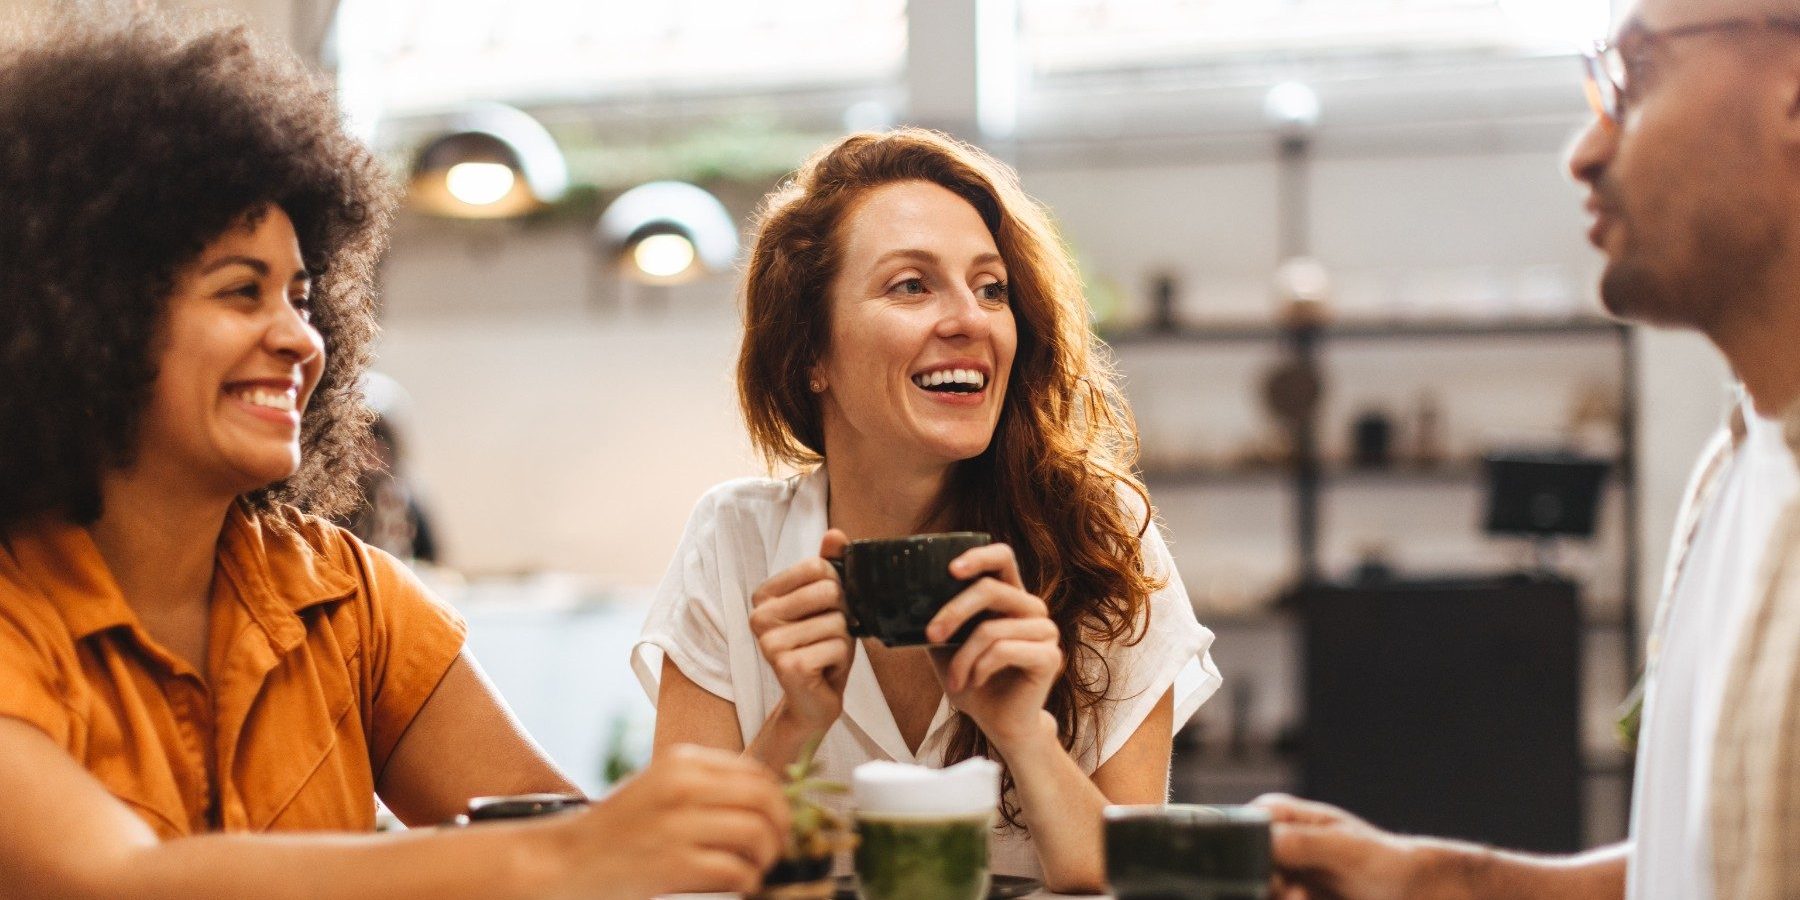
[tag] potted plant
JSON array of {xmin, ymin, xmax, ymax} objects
[{"xmin": 753, "ymin": 737, "xmax": 854, "ymax": 900}]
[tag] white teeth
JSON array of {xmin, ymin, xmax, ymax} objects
[
  {"xmin": 237, "ymin": 389, "xmax": 296, "ymax": 412},
  {"xmin": 911, "ymin": 368, "xmax": 987, "ymax": 390}
]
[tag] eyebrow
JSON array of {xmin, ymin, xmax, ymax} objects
[
  {"xmin": 869, "ymin": 248, "xmax": 1006, "ymax": 271},
  {"xmin": 202, "ymin": 255, "xmax": 310, "ymax": 283}
]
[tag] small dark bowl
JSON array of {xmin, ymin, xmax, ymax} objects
[
  {"xmin": 754, "ymin": 853, "xmax": 835, "ymax": 900},
  {"xmin": 1103, "ymin": 804, "xmax": 1271, "ymax": 900},
  {"xmin": 448, "ymin": 792, "xmax": 588, "ymax": 827},
  {"xmin": 765, "ymin": 853, "xmax": 833, "ymax": 885},
  {"xmin": 832, "ymin": 532, "xmax": 992, "ymax": 648}
]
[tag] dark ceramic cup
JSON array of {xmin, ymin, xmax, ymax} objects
[
  {"xmin": 831, "ymin": 532, "xmax": 992, "ymax": 648},
  {"xmin": 1103, "ymin": 804, "xmax": 1272, "ymax": 900}
]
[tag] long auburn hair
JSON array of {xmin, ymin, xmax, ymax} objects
[{"xmin": 738, "ymin": 128, "xmax": 1161, "ymax": 826}]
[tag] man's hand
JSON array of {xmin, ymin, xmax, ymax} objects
[{"xmin": 1255, "ymin": 794, "xmax": 1437, "ymax": 900}]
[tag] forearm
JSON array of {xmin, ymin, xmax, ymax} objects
[
  {"xmin": 1411, "ymin": 839, "xmax": 1627, "ymax": 900},
  {"xmin": 51, "ymin": 820, "xmax": 568, "ymax": 900},
  {"xmin": 745, "ymin": 697, "xmax": 829, "ymax": 772},
  {"xmin": 991, "ymin": 711, "xmax": 1109, "ymax": 895}
]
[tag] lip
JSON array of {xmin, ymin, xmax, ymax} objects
[
  {"xmin": 1582, "ymin": 195, "xmax": 1615, "ymax": 250},
  {"xmin": 909, "ymin": 358, "xmax": 994, "ymax": 408},
  {"xmin": 1586, "ymin": 214, "xmax": 1611, "ymax": 250},
  {"xmin": 222, "ymin": 377, "xmax": 303, "ymax": 427},
  {"xmin": 909, "ymin": 358, "xmax": 993, "ymax": 381}
]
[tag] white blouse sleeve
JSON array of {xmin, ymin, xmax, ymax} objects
[
  {"xmin": 632, "ymin": 493, "xmax": 736, "ymax": 704},
  {"xmin": 1088, "ymin": 515, "xmax": 1221, "ymax": 769}
]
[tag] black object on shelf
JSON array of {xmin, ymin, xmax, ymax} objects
[
  {"xmin": 1351, "ymin": 409, "xmax": 1395, "ymax": 469},
  {"xmin": 1294, "ymin": 576, "xmax": 1583, "ymax": 854},
  {"xmin": 1483, "ymin": 452, "xmax": 1611, "ymax": 538},
  {"xmin": 1151, "ymin": 273, "xmax": 1180, "ymax": 333}
]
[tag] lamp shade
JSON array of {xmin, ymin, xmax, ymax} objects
[
  {"xmin": 595, "ymin": 181, "xmax": 739, "ymax": 284},
  {"xmin": 409, "ymin": 103, "xmax": 568, "ymax": 219}
]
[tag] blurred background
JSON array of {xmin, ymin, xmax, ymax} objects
[{"xmin": 4, "ymin": 0, "xmax": 1735, "ymax": 854}]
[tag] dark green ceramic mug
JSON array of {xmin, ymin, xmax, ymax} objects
[
  {"xmin": 830, "ymin": 532, "xmax": 992, "ymax": 648},
  {"xmin": 1103, "ymin": 804, "xmax": 1272, "ymax": 900}
]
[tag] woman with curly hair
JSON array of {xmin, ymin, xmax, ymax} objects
[
  {"xmin": 638, "ymin": 128, "xmax": 1221, "ymax": 892},
  {"xmin": 0, "ymin": 11, "xmax": 787, "ymax": 900}
]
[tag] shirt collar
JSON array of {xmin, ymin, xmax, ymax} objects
[
  {"xmin": 5, "ymin": 503, "xmax": 357, "ymax": 651},
  {"xmin": 1780, "ymin": 393, "xmax": 1800, "ymax": 460},
  {"xmin": 769, "ymin": 465, "xmax": 955, "ymax": 763},
  {"xmin": 769, "ymin": 465, "xmax": 830, "ymax": 574},
  {"xmin": 213, "ymin": 503, "xmax": 359, "ymax": 653},
  {"xmin": 1731, "ymin": 384, "xmax": 1800, "ymax": 464},
  {"xmin": 5, "ymin": 517, "xmax": 136, "ymax": 641}
]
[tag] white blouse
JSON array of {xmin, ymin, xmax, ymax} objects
[{"xmin": 632, "ymin": 467, "xmax": 1221, "ymax": 879}]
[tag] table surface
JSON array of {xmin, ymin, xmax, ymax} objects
[
  {"xmin": 661, "ymin": 864, "xmax": 1113, "ymax": 899},
  {"xmin": 665, "ymin": 892, "xmax": 1108, "ymax": 899}
]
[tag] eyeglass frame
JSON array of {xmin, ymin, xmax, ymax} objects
[{"xmin": 1582, "ymin": 16, "xmax": 1800, "ymax": 126}]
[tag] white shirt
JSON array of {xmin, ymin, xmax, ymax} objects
[
  {"xmin": 632, "ymin": 467, "xmax": 1221, "ymax": 879},
  {"xmin": 1629, "ymin": 399, "xmax": 1800, "ymax": 900}
]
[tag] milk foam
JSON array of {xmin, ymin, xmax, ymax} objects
[{"xmin": 852, "ymin": 757, "xmax": 1000, "ymax": 818}]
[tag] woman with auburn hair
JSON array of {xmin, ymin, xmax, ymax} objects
[
  {"xmin": 638, "ymin": 128, "xmax": 1220, "ymax": 891},
  {"xmin": 0, "ymin": 11, "xmax": 786, "ymax": 900}
]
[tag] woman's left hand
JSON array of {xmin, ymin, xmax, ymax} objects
[{"xmin": 925, "ymin": 542, "xmax": 1063, "ymax": 749}]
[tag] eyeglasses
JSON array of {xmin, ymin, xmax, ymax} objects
[{"xmin": 1583, "ymin": 16, "xmax": 1800, "ymax": 126}]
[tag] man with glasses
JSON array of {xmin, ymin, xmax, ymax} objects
[{"xmin": 1257, "ymin": 1, "xmax": 1800, "ymax": 899}]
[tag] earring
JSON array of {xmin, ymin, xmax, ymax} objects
[{"xmin": 810, "ymin": 379, "xmax": 825, "ymax": 393}]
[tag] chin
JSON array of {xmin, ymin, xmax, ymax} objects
[
  {"xmin": 227, "ymin": 452, "xmax": 304, "ymax": 492},
  {"xmin": 1599, "ymin": 260, "xmax": 1693, "ymax": 328},
  {"xmin": 924, "ymin": 437, "xmax": 994, "ymax": 464}
]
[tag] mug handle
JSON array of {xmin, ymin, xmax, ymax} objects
[{"xmin": 827, "ymin": 556, "xmax": 869, "ymax": 637}]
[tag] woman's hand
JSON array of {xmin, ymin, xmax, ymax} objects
[
  {"xmin": 557, "ymin": 745, "xmax": 790, "ymax": 900},
  {"xmin": 749, "ymin": 530, "xmax": 855, "ymax": 736},
  {"xmin": 925, "ymin": 542, "xmax": 1063, "ymax": 750}
]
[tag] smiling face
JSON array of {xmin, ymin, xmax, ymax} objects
[
  {"xmin": 812, "ymin": 180, "xmax": 1017, "ymax": 475},
  {"xmin": 1568, "ymin": 0, "xmax": 1798, "ymax": 332},
  {"xmin": 133, "ymin": 205, "xmax": 325, "ymax": 498}
]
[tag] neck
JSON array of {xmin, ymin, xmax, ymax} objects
[
  {"xmin": 89, "ymin": 465, "xmax": 233, "ymax": 615},
  {"xmin": 1709, "ymin": 275, "xmax": 1800, "ymax": 420},
  {"xmin": 823, "ymin": 450, "xmax": 954, "ymax": 540}
]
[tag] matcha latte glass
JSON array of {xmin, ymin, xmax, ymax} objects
[{"xmin": 851, "ymin": 759, "xmax": 1000, "ymax": 900}]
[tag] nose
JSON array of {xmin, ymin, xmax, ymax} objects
[
  {"xmin": 267, "ymin": 303, "xmax": 325, "ymax": 368},
  {"xmin": 934, "ymin": 285, "xmax": 993, "ymax": 341},
  {"xmin": 1566, "ymin": 114, "xmax": 1615, "ymax": 188}
]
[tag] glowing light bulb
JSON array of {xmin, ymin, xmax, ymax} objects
[
  {"xmin": 1264, "ymin": 81, "xmax": 1321, "ymax": 130},
  {"xmin": 632, "ymin": 233, "xmax": 697, "ymax": 279},
  {"xmin": 445, "ymin": 162, "xmax": 516, "ymax": 206}
]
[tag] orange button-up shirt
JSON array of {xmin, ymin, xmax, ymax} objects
[{"xmin": 0, "ymin": 502, "xmax": 465, "ymax": 837}]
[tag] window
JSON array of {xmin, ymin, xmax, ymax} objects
[
  {"xmin": 334, "ymin": 0, "xmax": 906, "ymax": 118},
  {"xmin": 1021, "ymin": 0, "xmax": 1613, "ymax": 73}
]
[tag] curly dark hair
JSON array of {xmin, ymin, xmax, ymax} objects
[{"xmin": 0, "ymin": 9, "xmax": 397, "ymax": 527}]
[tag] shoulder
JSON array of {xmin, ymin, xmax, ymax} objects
[
  {"xmin": 692, "ymin": 475, "xmax": 805, "ymax": 515},
  {"xmin": 681, "ymin": 474, "xmax": 809, "ymax": 543},
  {"xmin": 240, "ymin": 504, "xmax": 430, "ymax": 610},
  {"xmin": 248, "ymin": 503, "xmax": 374, "ymax": 577}
]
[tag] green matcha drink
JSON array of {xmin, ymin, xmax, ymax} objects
[
  {"xmin": 854, "ymin": 811, "xmax": 992, "ymax": 900},
  {"xmin": 851, "ymin": 758, "xmax": 1001, "ymax": 900}
]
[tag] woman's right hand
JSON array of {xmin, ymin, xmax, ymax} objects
[
  {"xmin": 749, "ymin": 529, "xmax": 855, "ymax": 734},
  {"xmin": 556, "ymin": 744, "xmax": 790, "ymax": 899}
]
